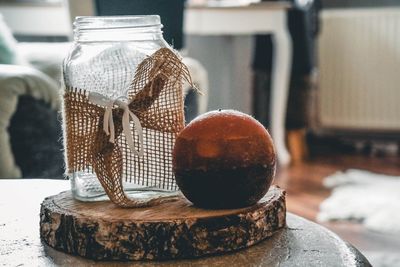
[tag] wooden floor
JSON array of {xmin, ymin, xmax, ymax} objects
[{"xmin": 273, "ymin": 152, "xmax": 400, "ymax": 256}]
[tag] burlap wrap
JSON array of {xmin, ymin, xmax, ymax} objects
[{"xmin": 64, "ymin": 48, "xmax": 193, "ymax": 207}]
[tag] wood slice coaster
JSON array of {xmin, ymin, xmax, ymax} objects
[{"xmin": 40, "ymin": 186, "xmax": 286, "ymax": 261}]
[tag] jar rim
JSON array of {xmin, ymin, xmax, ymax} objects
[{"xmin": 74, "ymin": 15, "xmax": 162, "ymax": 30}]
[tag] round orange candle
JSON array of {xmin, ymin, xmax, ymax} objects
[{"xmin": 173, "ymin": 109, "xmax": 276, "ymax": 209}]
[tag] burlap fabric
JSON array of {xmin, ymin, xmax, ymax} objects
[{"xmin": 64, "ymin": 48, "xmax": 193, "ymax": 207}]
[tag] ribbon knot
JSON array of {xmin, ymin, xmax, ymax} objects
[{"xmin": 88, "ymin": 92, "xmax": 144, "ymax": 157}]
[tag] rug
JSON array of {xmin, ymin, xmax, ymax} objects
[
  {"xmin": 365, "ymin": 252, "xmax": 400, "ymax": 267},
  {"xmin": 318, "ymin": 169, "xmax": 400, "ymax": 267},
  {"xmin": 318, "ymin": 169, "xmax": 400, "ymax": 234}
]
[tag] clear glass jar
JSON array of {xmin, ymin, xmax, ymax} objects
[{"xmin": 63, "ymin": 15, "xmax": 175, "ymax": 202}]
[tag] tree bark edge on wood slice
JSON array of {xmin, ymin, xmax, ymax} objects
[{"xmin": 40, "ymin": 186, "xmax": 286, "ymax": 261}]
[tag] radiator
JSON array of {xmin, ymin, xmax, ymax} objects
[{"xmin": 318, "ymin": 8, "xmax": 400, "ymax": 132}]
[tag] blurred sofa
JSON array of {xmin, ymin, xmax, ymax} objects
[
  {"xmin": 0, "ymin": 42, "xmax": 71, "ymax": 179},
  {"xmin": 0, "ymin": 10, "xmax": 72, "ymax": 179},
  {"xmin": 17, "ymin": 42, "xmax": 71, "ymax": 83}
]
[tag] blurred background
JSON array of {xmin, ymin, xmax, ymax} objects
[{"xmin": 0, "ymin": 0, "xmax": 399, "ymax": 266}]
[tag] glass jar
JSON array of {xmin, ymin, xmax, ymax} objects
[{"xmin": 63, "ymin": 15, "xmax": 176, "ymax": 202}]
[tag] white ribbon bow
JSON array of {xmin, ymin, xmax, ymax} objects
[{"xmin": 88, "ymin": 92, "xmax": 144, "ymax": 157}]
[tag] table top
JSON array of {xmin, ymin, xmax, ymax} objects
[
  {"xmin": 184, "ymin": 1, "xmax": 291, "ymax": 35},
  {"xmin": 0, "ymin": 179, "xmax": 371, "ymax": 266},
  {"xmin": 187, "ymin": 1, "xmax": 291, "ymax": 10}
]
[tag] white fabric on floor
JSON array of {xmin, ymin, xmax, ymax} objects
[
  {"xmin": 365, "ymin": 251, "xmax": 400, "ymax": 267},
  {"xmin": 318, "ymin": 169, "xmax": 400, "ymax": 234}
]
